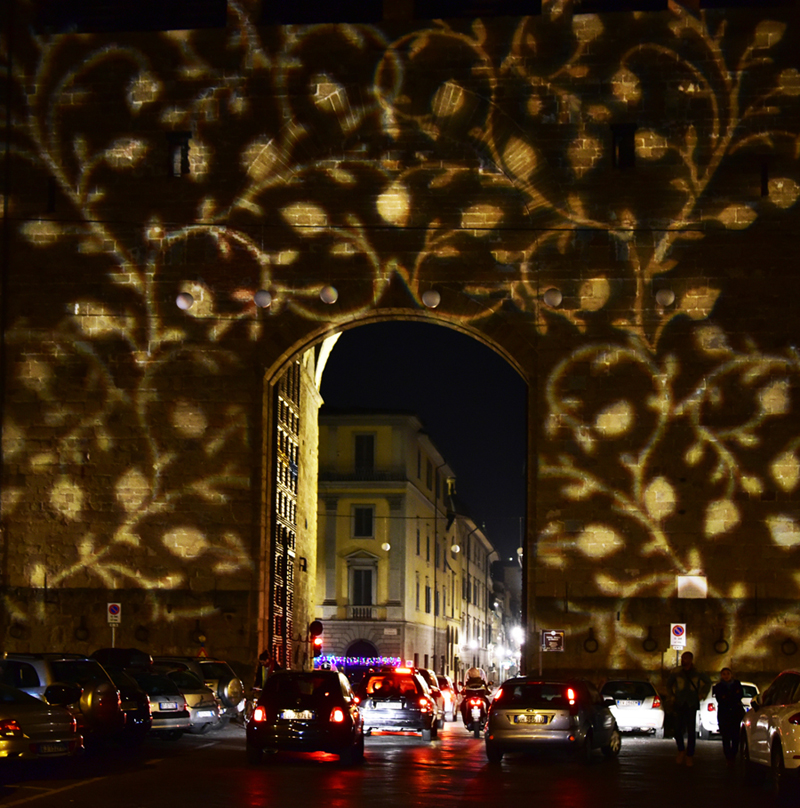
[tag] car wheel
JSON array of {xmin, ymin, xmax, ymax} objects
[
  {"xmin": 741, "ymin": 731, "xmax": 764, "ymax": 786},
  {"xmin": 246, "ymin": 743, "xmax": 263, "ymax": 765},
  {"xmin": 602, "ymin": 728, "xmax": 622, "ymax": 758},
  {"xmin": 422, "ymin": 728, "xmax": 432, "ymax": 742},
  {"xmin": 770, "ymin": 741, "xmax": 789, "ymax": 797},
  {"xmin": 654, "ymin": 727, "xmax": 665, "ymax": 739},
  {"xmin": 486, "ymin": 741, "xmax": 503, "ymax": 764}
]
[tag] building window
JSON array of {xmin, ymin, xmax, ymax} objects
[
  {"xmin": 426, "ymin": 459, "xmax": 433, "ymax": 490},
  {"xmin": 435, "ymin": 589, "xmax": 439, "ymax": 617},
  {"xmin": 416, "ymin": 580, "xmax": 420, "ymax": 609},
  {"xmin": 353, "ymin": 506, "xmax": 374, "ymax": 538},
  {"xmin": 426, "ymin": 535, "xmax": 430, "ymax": 562},
  {"xmin": 416, "ymin": 529, "xmax": 420, "ymax": 556},
  {"xmin": 435, "ymin": 541, "xmax": 440, "ymax": 568},
  {"xmin": 425, "ymin": 584, "xmax": 432, "ymax": 614},
  {"xmin": 351, "ymin": 568, "xmax": 374, "ymax": 606},
  {"xmin": 354, "ymin": 433, "xmax": 375, "ymax": 475},
  {"xmin": 611, "ymin": 123, "xmax": 637, "ymax": 169}
]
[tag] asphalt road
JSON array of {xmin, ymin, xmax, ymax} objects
[{"xmin": 0, "ymin": 720, "xmax": 791, "ymax": 808}]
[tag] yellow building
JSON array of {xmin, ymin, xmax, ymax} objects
[{"xmin": 316, "ymin": 411, "xmax": 497, "ymax": 681}]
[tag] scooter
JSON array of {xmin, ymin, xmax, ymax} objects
[{"xmin": 462, "ymin": 693, "xmax": 489, "ymax": 738}]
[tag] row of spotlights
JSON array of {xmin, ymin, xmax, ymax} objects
[
  {"xmin": 176, "ymin": 285, "xmax": 442, "ymax": 311},
  {"xmin": 542, "ymin": 287, "xmax": 676, "ymax": 308}
]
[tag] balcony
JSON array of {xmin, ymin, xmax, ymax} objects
[
  {"xmin": 319, "ymin": 466, "xmax": 408, "ymax": 483},
  {"xmin": 347, "ymin": 605, "xmax": 378, "ymax": 620}
]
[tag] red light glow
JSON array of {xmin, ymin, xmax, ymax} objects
[
  {"xmin": 330, "ymin": 707, "xmax": 345, "ymax": 723},
  {"xmin": 252, "ymin": 706, "xmax": 266, "ymax": 722}
]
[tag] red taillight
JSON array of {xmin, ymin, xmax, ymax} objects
[
  {"xmin": 252, "ymin": 706, "xmax": 267, "ymax": 723},
  {"xmin": 419, "ymin": 698, "xmax": 432, "ymax": 712},
  {"xmin": 493, "ymin": 688, "xmax": 503, "ymax": 701},
  {"xmin": 330, "ymin": 707, "xmax": 345, "ymax": 723},
  {"xmin": 354, "ymin": 696, "xmax": 361, "ymax": 704},
  {"xmin": 396, "ymin": 667, "xmax": 411, "ymax": 674},
  {"xmin": 469, "ymin": 698, "xmax": 483, "ymax": 706},
  {"xmin": 788, "ymin": 713, "xmax": 800, "ymax": 725},
  {"xmin": 707, "ymin": 703, "xmax": 716, "ymax": 713},
  {"xmin": 566, "ymin": 688, "xmax": 576, "ymax": 705},
  {"xmin": 652, "ymin": 696, "xmax": 661, "ymax": 709},
  {"xmin": 0, "ymin": 719, "xmax": 23, "ymax": 738}
]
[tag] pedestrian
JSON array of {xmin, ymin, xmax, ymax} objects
[
  {"xmin": 254, "ymin": 648, "xmax": 282, "ymax": 690},
  {"xmin": 666, "ymin": 651, "xmax": 711, "ymax": 767},
  {"xmin": 713, "ymin": 667, "xmax": 745, "ymax": 766}
]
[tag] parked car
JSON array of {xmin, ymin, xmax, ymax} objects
[
  {"xmin": 600, "ymin": 679, "xmax": 665, "ymax": 737},
  {"xmin": 355, "ymin": 667, "xmax": 438, "ymax": 741},
  {"xmin": 484, "ymin": 677, "xmax": 621, "ymax": 764},
  {"xmin": 101, "ymin": 666, "xmax": 152, "ymax": 746},
  {"xmin": 437, "ymin": 674, "xmax": 458, "ymax": 722},
  {"xmin": 741, "ymin": 669, "xmax": 800, "ymax": 796},
  {"xmin": 155, "ymin": 666, "xmax": 222, "ymax": 734},
  {"xmin": 246, "ymin": 669, "xmax": 364, "ymax": 765},
  {"xmin": 127, "ymin": 670, "xmax": 191, "ymax": 740},
  {"xmin": 0, "ymin": 682, "xmax": 83, "ymax": 760},
  {"xmin": 1, "ymin": 653, "xmax": 124, "ymax": 746},
  {"xmin": 415, "ymin": 668, "xmax": 446, "ymax": 729},
  {"xmin": 153, "ymin": 657, "xmax": 245, "ymax": 720},
  {"xmin": 696, "ymin": 680, "xmax": 759, "ymax": 740}
]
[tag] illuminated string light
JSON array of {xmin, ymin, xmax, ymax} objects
[
  {"xmin": 381, "ymin": 542, "xmax": 391, "ymax": 551},
  {"xmin": 315, "ymin": 655, "xmax": 402, "ymax": 668}
]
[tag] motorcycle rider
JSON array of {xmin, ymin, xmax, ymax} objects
[{"xmin": 460, "ymin": 667, "xmax": 491, "ymax": 728}]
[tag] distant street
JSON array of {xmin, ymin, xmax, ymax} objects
[{"xmin": 0, "ymin": 721, "xmax": 790, "ymax": 808}]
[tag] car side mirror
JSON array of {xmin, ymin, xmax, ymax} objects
[
  {"xmin": 604, "ymin": 698, "xmax": 615, "ymax": 707},
  {"xmin": 749, "ymin": 697, "xmax": 760, "ymax": 713},
  {"xmin": 44, "ymin": 682, "xmax": 82, "ymax": 706}
]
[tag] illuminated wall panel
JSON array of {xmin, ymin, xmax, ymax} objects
[{"xmin": 2, "ymin": 2, "xmax": 800, "ymax": 678}]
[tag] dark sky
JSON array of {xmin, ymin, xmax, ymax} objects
[{"xmin": 318, "ymin": 321, "xmax": 527, "ymax": 560}]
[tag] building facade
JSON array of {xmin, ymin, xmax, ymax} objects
[
  {"xmin": 315, "ymin": 411, "xmax": 498, "ymax": 681},
  {"xmin": 2, "ymin": 2, "xmax": 800, "ymax": 686}
]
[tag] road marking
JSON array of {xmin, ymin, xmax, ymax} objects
[{"xmin": 1, "ymin": 776, "xmax": 107, "ymax": 806}]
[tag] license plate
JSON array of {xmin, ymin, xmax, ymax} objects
[
  {"xmin": 618, "ymin": 700, "xmax": 641, "ymax": 707},
  {"xmin": 37, "ymin": 742, "xmax": 68, "ymax": 755},
  {"xmin": 515, "ymin": 714, "xmax": 548, "ymax": 724},
  {"xmin": 471, "ymin": 708, "xmax": 482, "ymax": 720},
  {"xmin": 159, "ymin": 702, "xmax": 178, "ymax": 710},
  {"xmin": 196, "ymin": 710, "xmax": 215, "ymax": 718},
  {"xmin": 281, "ymin": 709, "xmax": 314, "ymax": 720}
]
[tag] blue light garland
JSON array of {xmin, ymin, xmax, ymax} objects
[{"xmin": 315, "ymin": 655, "xmax": 401, "ymax": 668}]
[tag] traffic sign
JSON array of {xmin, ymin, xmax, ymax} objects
[
  {"xmin": 670, "ymin": 623, "xmax": 686, "ymax": 649},
  {"xmin": 107, "ymin": 602, "xmax": 122, "ymax": 625}
]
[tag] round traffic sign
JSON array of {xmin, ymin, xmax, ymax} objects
[{"xmin": 671, "ymin": 625, "xmax": 684, "ymax": 637}]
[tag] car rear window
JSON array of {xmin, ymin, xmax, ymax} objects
[
  {"xmin": 198, "ymin": 662, "xmax": 233, "ymax": 680},
  {"xmin": 601, "ymin": 681, "xmax": 655, "ymax": 700},
  {"xmin": 167, "ymin": 670, "xmax": 206, "ymax": 691},
  {"xmin": 494, "ymin": 682, "xmax": 575, "ymax": 708},
  {"xmin": 363, "ymin": 673, "xmax": 421, "ymax": 698},
  {"xmin": 264, "ymin": 673, "xmax": 340, "ymax": 702},
  {"xmin": 130, "ymin": 672, "xmax": 181, "ymax": 697},
  {"xmin": 0, "ymin": 683, "xmax": 41, "ymax": 705},
  {"xmin": 50, "ymin": 660, "xmax": 111, "ymax": 687}
]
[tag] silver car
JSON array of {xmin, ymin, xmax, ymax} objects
[
  {"xmin": 0, "ymin": 682, "xmax": 83, "ymax": 760},
  {"xmin": 485, "ymin": 677, "xmax": 621, "ymax": 764},
  {"xmin": 600, "ymin": 679, "xmax": 665, "ymax": 737},
  {"xmin": 160, "ymin": 668, "xmax": 222, "ymax": 734}
]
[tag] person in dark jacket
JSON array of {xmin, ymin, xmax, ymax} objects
[
  {"xmin": 713, "ymin": 667, "xmax": 745, "ymax": 765},
  {"xmin": 666, "ymin": 651, "xmax": 711, "ymax": 766}
]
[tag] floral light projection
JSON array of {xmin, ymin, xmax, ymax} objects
[{"xmin": 2, "ymin": 3, "xmax": 800, "ymax": 665}]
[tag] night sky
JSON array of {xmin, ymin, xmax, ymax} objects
[{"xmin": 318, "ymin": 321, "xmax": 527, "ymax": 560}]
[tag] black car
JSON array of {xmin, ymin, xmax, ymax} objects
[
  {"xmin": 246, "ymin": 670, "xmax": 364, "ymax": 765},
  {"xmin": 102, "ymin": 667, "xmax": 152, "ymax": 746},
  {"xmin": 356, "ymin": 667, "xmax": 438, "ymax": 741}
]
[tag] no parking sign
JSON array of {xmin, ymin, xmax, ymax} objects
[{"xmin": 670, "ymin": 623, "xmax": 686, "ymax": 650}]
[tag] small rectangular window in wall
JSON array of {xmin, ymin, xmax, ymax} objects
[
  {"xmin": 354, "ymin": 433, "xmax": 375, "ymax": 475},
  {"xmin": 353, "ymin": 506, "xmax": 374, "ymax": 538},
  {"xmin": 167, "ymin": 132, "xmax": 192, "ymax": 177},
  {"xmin": 611, "ymin": 124, "xmax": 637, "ymax": 170},
  {"xmin": 351, "ymin": 568, "xmax": 373, "ymax": 606}
]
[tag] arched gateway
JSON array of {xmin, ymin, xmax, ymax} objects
[{"xmin": 3, "ymin": 4, "xmax": 800, "ymax": 684}]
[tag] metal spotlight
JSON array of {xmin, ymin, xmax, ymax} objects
[
  {"xmin": 422, "ymin": 289, "xmax": 441, "ymax": 308},
  {"xmin": 655, "ymin": 288, "xmax": 675, "ymax": 307},
  {"xmin": 176, "ymin": 292, "xmax": 194, "ymax": 310},
  {"xmin": 320, "ymin": 285, "xmax": 338, "ymax": 304},
  {"xmin": 254, "ymin": 289, "xmax": 272, "ymax": 308},
  {"xmin": 543, "ymin": 287, "xmax": 562, "ymax": 308}
]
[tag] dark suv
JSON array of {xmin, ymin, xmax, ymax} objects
[
  {"xmin": 1, "ymin": 653, "xmax": 125, "ymax": 746},
  {"xmin": 246, "ymin": 669, "xmax": 364, "ymax": 765},
  {"xmin": 355, "ymin": 667, "xmax": 438, "ymax": 741}
]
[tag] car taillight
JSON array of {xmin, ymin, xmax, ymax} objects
[
  {"xmin": 652, "ymin": 696, "xmax": 661, "ymax": 709},
  {"xmin": 330, "ymin": 707, "xmax": 345, "ymax": 723},
  {"xmin": 252, "ymin": 706, "xmax": 266, "ymax": 723},
  {"xmin": 354, "ymin": 695, "xmax": 361, "ymax": 704},
  {"xmin": 788, "ymin": 713, "xmax": 800, "ymax": 725},
  {"xmin": 707, "ymin": 703, "xmax": 716, "ymax": 713},
  {"xmin": 566, "ymin": 688, "xmax": 576, "ymax": 705},
  {"xmin": 419, "ymin": 698, "xmax": 432, "ymax": 712},
  {"xmin": 0, "ymin": 719, "xmax": 23, "ymax": 738},
  {"xmin": 469, "ymin": 698, "xmax": 483, "ymax": 706},
  {"xmin": 493, "ymin": 688, "xmax": 503, "ymax": 701}
]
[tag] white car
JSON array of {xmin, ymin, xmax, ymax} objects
[
  {"xmin": 599, "ymin": 679, "xmax": 665, "ymax": 737},
  {"xmin": 741, "ymin": 670, "xmax": 800, "ymax": 797},
  {"xmin": 696, "ymin": 680, "xmax": 759, "ymax": 739}
]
